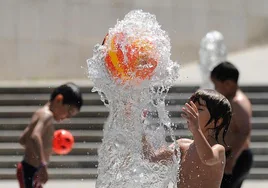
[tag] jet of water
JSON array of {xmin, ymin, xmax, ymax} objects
[
  {"xmin": 199, "ymin": 31, "xmax": 227, "ymax": 89},
  {"xmin": 87, "ymin": 10, "xmax": 180, "ymax": 188}
]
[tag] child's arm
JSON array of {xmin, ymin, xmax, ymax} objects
[
  {"xmin": 142, "ymin": 110, "xmax": 175, "ymax": 164},
  {"xmin": 142, "ymin": 135, "xmax": 175, "ymax": 164},
  {"xmin": 182, "ymin": 101, "xmax": 225, "ymax": 166},
  {"xmin": 31, "ymin": 113, "xmax": 53, "ymax": 165},
  {"xmin": 19, "ymin": 126, "xmax": 30, "ymax": 146},
  {"xmin": 31, "ymin": 113, "xmax": 52, "ymax": 184},
  {"xmin": 192, "ymin": 129, "xmax": 225, "ymax": 166},
  {"xmin": 19, "ymin": 116, "xmax": 38, "ymax": 146},
  {"xmin": 142, "ymin": 135, "xmax": 156, "ymax": 161}
]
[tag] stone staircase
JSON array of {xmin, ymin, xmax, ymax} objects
[{"xmin": 0, "ymin": 86, "xmax": 267, "ymax": 180}]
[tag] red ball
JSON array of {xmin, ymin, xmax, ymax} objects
[
  {"xmin": 103, "ymin": 32, "xmax": 158, "ymax": 84},
  {"xmin": 53, "ymin": 129, "xmax": 74, "ymax": 155}
]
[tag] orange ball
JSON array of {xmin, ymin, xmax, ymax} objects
[
  {"xmin": 103, "ymin": 32, "xmax": 158, "ymax": 83},
  {"xmin": 53, "ymin": 129, "xmax": 74, "ymax": 155}
]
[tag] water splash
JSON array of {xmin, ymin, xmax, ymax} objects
[
  {"xmin": 87, "ymin": 10, "xmax": 180, "ymax": 188},
  {"xmin": 199, "ymin": 30, "xmax": 227, "ymax": 89}
]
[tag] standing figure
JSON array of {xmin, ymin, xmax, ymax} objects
[{"xmin": 211, "ymin": 62, "xmax": 253, "ymax": 188}]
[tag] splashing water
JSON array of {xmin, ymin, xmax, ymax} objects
[
  {"xmin": 199, "ymin": 30, "xmax": 227, "ymax": 89},
  {"xmin": 87, "ymin": 10, "xmax": 180, "ymax": 188}
]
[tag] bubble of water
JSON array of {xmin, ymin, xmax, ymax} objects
[{"xmin": 87, "ymin": 10, "xmax": 180, "ymax": 188}]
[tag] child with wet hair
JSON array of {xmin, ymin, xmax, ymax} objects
[{"xmin": 143, "ymin": 89, "xmax": 232, "ymax": 188}]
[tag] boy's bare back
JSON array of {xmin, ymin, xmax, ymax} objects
[
  {"xmin": 224, "ymin": 89, "xmax": 252, "ymax": 173},
  {"xmin": 178, "ymin": 139, "xmax": 225, "ymax": 188},
  {"xmin": 20, "ymin": 105, "xmax": 54, "ymax": 168}
]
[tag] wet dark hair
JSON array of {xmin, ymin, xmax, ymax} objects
[
  {"xmin": 102, "ymin": 34, "xmax": 108, "ymax": 45},
  {"xmin": 189, "ymin": 89, "xmax": 232, "ymax": 144},
  {"xmin": 211, "ymin": 61, "xmax": 239, "ymax": 83},
  {"xmin": 50, "ymin": 82, "xmax": 83, "ymax": 110}
]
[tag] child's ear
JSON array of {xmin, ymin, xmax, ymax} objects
[{"xmin": 55, "ymin": 94, "xmax": 64, "ymax": 103}]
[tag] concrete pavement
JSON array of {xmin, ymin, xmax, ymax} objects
[{"xmin": 0, "ymin": 180, "xmax": 267, "ymax": 188}]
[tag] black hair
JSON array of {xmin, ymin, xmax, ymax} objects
[
  {"xmin": 211, "ymin": 61, "xmax": 239, "ymax": 83},
  {"xmin": 50, "ymin": 82, "xmax": 83, "ymax": 110},
  {"xmin": 102, "ymin": 34, "xmax": 108, "ymax": 45},
  {"xmin": 189, "ymin": 89, "xmax": 232, "ymax": 144}
]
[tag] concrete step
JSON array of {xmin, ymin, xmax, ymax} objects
[
  {"xmin": 0, "ymin": 86, "xmax": 93, "ymax": 94},
  {"xmin": 0, "ymin": 167, "xmax": 267, "ymax": 180},
  {"xmin": 246, "ymin": 92, "xmax": 268, "ymax": 104},
  {"xmin": 1, "ymin": 142, "xmax": 268, "ymax": 156},
  {"xmin": 0, "ymin": 130, "xmax": 104, "ymax": 142},
  {"xmin": 1, "ymin": 129, "xmax": 268, "ymax": 142},
  {"xmin": 0, "ymin": 117, "xmax": 105, "ymax": 130},
  {"xmin": 0, "ymin": 154, "xmax": 267, "ymax": 169},
  {"xmin": 0, "ymin": 106, "xmax": 109, "ymax": 118},
  {"xmin": 166, "ymin": 92, "xmax": 268, "ymax": 105},
  {"xmin": 0, "ymin": 94, "xmax": 104, "ymax": 106},
  {"xmin": 0, "ymin": 92, "xmax": 267, "ymax": 106},
  {"xmin": 249, "ymin": 130, "xmax": 268, "ymax": 142},
  {"xmin": 0, "ymin": 155, "xmax": 98, "ymax": 168},
  {"xmin": 0, "ymin": 104, "xmax": 267, "ymax": 118},
  {"xmin": 171, "ymin": 130, "xmax": 268, "ymax": 142},
  {"xmin": 0, "ymin": 168, "xmax": 97, "ymax": 179},
  {"xmin": 250, "ymin": 142, "xmax": 268, "ymax": 155},
  {"xmin": 168, "ymin": 86, "xmax": 268, "ymax": 93},
  {"xmin": 248, "ymin": 168, "xmax": 268, "ymax": 179},
  {"xmin": 0, "ymin": 86, "xmax": 267, "ymax": 94},
  {"xmin": 0, "ymin": 143, "xmax": 100, "ymax": 156},
  {"xmin": 0, "ymin": 153, "xmax": 267, "ymax": 180},
  {"xmin": 0, "ymin": 117, "xmax": 267, "ymax": 130},
  {"xmin": 253, "ymin": 155, "xmax": 268, "ymax": 168},
  {"xmin": 0, "ymin": 168, "xmax": 267, "ymax": 180},
  {"xmin": 0, "ymin": 86, "xmax": 196, "ymax": 94}
]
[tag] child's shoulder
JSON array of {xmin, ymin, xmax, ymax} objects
[
  {"xmin": 33, "ymin": 106, "xmax": 53, "ymax": 122},
  {"xmin": 177, "ymin": 138, "xmax": 193, "ymax": 144},
  {"xmin": 169, "ymin": 138, "xmax": 193, "ymax": 151},
  {"xmin": 178, "ymin": 138, "xmax": 193, "ymax": 151}
]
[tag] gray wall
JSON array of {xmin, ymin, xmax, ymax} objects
[{"xmin": 1, "ymin": 0, "xmax": 268, "ymax": 80}]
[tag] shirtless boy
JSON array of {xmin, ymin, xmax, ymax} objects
[
  {"xmin": 16, "ymin": 83, "xmax": 83, "ymax": 188},
  {"xmin": 211, "ymin": 62, "xmax": 253, "ymax": 188}
]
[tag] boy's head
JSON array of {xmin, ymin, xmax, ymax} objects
[
  {"xmin": 210, "ymin": 61, "xmax": 239, "ymax": 97},
  {"xmin": 189, "ymin": 89, "xmax": 232, "ymax": 144},
  {"xmin": 50, "ymin": 82, "xmax": 83, "ymax": 121}
]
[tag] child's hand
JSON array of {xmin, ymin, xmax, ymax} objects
[
  {"xmin": 33, "ymin": 175, "xmax": 43, "ymax": 188},
  {"xmin": 181, "ymin": 101, "xmax": 200, "ymax": 133},
  {"xmin": 37, "ymin": 166, "xmax": 48, "ymax": 184}
]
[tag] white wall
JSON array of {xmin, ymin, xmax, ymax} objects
[{"xmin": 0, "ymin": 0, "xmax": 267, "ymax": 80}]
